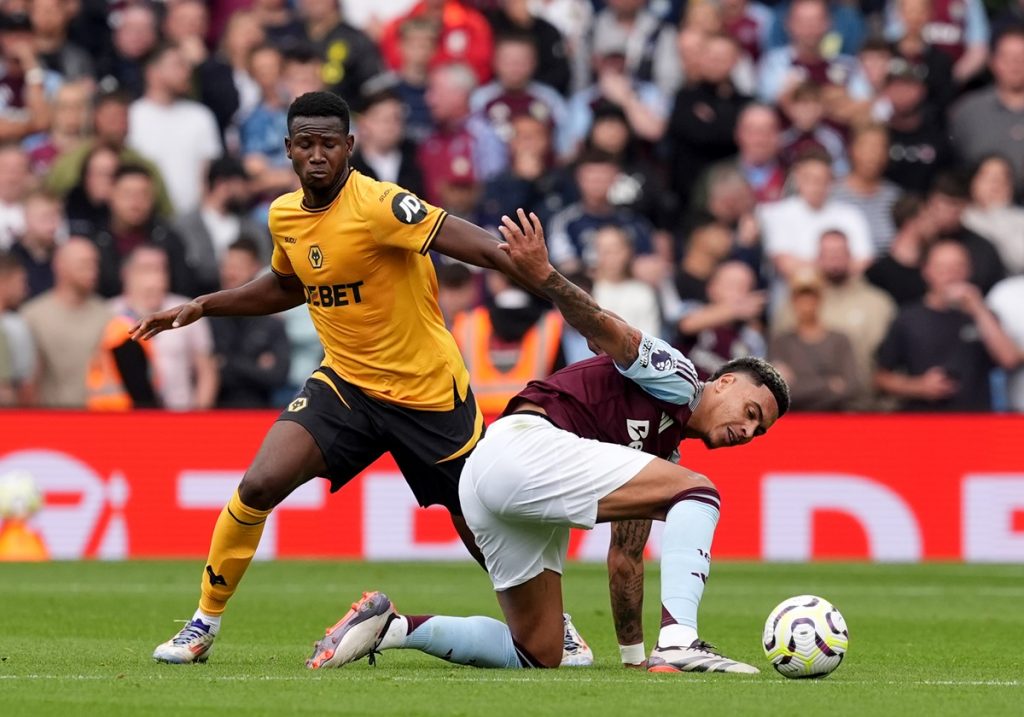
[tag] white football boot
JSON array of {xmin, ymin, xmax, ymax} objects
[
  {"xmin": 153, "ymin": 619, "xmax": 217, "ymax": 664},
  {"xmin": 560, "ymin": 613, "xmax": 594, "ymax": 667},
  {"xmin": 307, "ymin": 591, "xmax": 397, "ymax": 669},
  {"xmin": 647, "ymin": 639, "xmax": 759, "ymax": 674}
]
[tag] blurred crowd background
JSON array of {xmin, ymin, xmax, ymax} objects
[{"xmin": 0, "ymin": 0, "xmax": 1022, "ymax": 413}]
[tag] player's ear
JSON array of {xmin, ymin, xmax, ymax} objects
[
  {"xmin": 284, "ymin": 136, "xmax": 292, "ymax": 159},
  {"xmin": 346, "ymin": 134, "xmax": 354, "ymax": 152},
  {"xmin": 715, "ymin": 373, "xmax": 735, "ymax": 392}
]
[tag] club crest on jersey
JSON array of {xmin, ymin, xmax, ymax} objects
[
  {"xmin": 392, "ymin": 192, "xmax": 428, "ymax": 224},
  {"xmin": 288, "ymin": 397, "xmax": 308, "ymax": 412},
  {"xmin": 308, "ymin": 245, "xmax": 324, "ymax": 269}
]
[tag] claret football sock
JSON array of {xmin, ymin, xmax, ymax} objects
[
  {"xmin": 382, "ymin": 613, "xmax": 523, "ymax": 668},
  {"xmin": 197, "ymin": 490, "xmax": 272, "ymax": 616},
  {"xmin": 658, "ymin": 487, "xmax": 721, "ymax": 648}
]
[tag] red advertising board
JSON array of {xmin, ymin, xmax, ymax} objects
[{"xmin": 0, "ymin": 412, "xmax": 1022, "ymax": 562}]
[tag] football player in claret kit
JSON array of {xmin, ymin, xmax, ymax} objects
[
  {"xmin": 310, "ymin": 210, "xmax": 789, "ymax": 673},
  {"xmin": 134, "ymin": 93, "xmax": 592, "ymax": 665}
]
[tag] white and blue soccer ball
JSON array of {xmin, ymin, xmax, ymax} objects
[
  {"xmin": 0, "ymin": 470, "xmax": 43, "ymax": 521},
  {"xmin": 762, "ymin": 595, "xmax": 848, "ymax": 678}
]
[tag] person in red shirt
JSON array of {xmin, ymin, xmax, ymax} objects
[{"xmin": 379, "ymin": 0, "xmax": 494, "ymax": 83}]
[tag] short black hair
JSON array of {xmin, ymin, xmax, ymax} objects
[
  {"xmin": 929, "ymin": 170, "xmax": 970, "ymax": 200},
  {"xmin": 710, "ymin": 357, "xmax": 791, "ymax": 418},
  {"xmin": 574, "ymin": 147, "xmax": 619, "ymax": 169},
  {"xmin": 227, "ymin": 237, "xmax": 262, "ymax": 261},
  {"xmin": 142, "ymin": 43, "xmax": 178, "ymax": 71},
  {"xmin": 288, "ymin": 91, "xmax": 351, "ymax": 135},
  {"xmin": 437, "ymin": 262, "xmax": 472, "ymax": 288},
  {"xmin": 892, "ymin": 193, "xmax": 925, "ymax": 229},
  {"xmin": 207, "ymin": 157, "xmax": 248, "ymax": 186},
  {"xmin": 114, "ymin": 163, "xmax": 153, "ymax": 183}
]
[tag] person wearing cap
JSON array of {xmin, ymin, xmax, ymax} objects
[
  {"xmin": 882, "ymin": 55, "xmax": 953, "ymax": 194},
  {"xmin": 173, "ymin": 158, "xmax": 268, "ymax": 296},
  {"xmin": 769, "ymin": 267, "xmax": 863, "ymax": 411}
]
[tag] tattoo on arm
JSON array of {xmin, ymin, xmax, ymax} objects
[
  {"xmin": 608, "ymin": 519, "xmax": 652, "ymax": 646},
  {"xmin": 541, "ymin": 270, "xmax": 642, "ymax": 365}
]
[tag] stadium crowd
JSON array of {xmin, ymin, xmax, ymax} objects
[{"xmin": 0, "ymin": 0, "xmax": 1022, "ymax": 413}]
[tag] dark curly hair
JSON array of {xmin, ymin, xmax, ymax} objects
[
  {"xmin": 710, "ymin": 357, "xmax": 791, "ymax": 418},
  {"xmin": 287, "ymin": 91, "xmax": 351, "ymax": 135}
]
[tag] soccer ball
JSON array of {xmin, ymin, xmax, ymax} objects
[
  {"xmin": 0, "ymin": 470, "xmax": 43, "ymax": 521},
  {"xmin": 762, "ymin": 595, "xmax": 848, "ymax": 678}
]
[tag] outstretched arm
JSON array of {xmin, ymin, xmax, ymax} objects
[
  {"xmin": 498, "ymin": 210, "xmax": 642, "ymax": 367},
  {"xmin": 608, "ymin": 519, "xmax": 652, "ymax": 667},
  {"xmin": 131, "ymin": 271, "xmax": 306, "ymax": 341}
]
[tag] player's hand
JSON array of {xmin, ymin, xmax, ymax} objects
[
  {"xmin": 130, "ymin": 301, "xmax": 204, "ymax": 342},
  {"xmin": 917, "ymin": 367, "xmax": 957, "ymax": 401},
  {"xmin": 944, "ymin": 282, "xmax": 984, "ymax": 315},
  {"xmin": 730, "ymin": 291, "xmax": 767, "ymax": 321},
  {"xmin": 498, "ymin": 208, "xmax": 554, "ymax": 287}
]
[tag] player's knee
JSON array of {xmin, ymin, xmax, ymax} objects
[
  {"xmin": 518, "ymin": 630, "xmax": 563, "ymax": 669},
  {"xmin": 237, "ymin": 472, "xmax": 289, "ymax": 511},
  {"xmin": 663, "ymin": 466, "xmax": 719, "ymax": 511}
]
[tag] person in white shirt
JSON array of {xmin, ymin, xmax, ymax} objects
[
  {"xmin": 0, "ymin": 144, "xmax": 29, "ymax": 249},
  {"xmin": 758, "ymin": 149, "xmax": 874, "ymax": 281},
  {"xmin": 128, "ymin": 44, "xmax": 223, "ymax": 216},
  {"xmin": 591, "ymin": 225, "xmax": 661, "ymax": 338},
  {"xmin": 986, "ymin": 276, "xmax": 1024, "ymax": 411}
]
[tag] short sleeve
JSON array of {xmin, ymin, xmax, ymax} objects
[
  {"xmin": 365, "ymin": 182, "xmax": 448, "ymax": 254},
  {"xmin": 268, "ymin": 204, "xmax": 295, "ymax": 276},
  {"xmin": 616, "ymin": 333, "xmax": 701, "ymax": 406}
]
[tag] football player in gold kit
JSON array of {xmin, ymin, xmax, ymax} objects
[{"xmin": 136, "ymin": 92, "xmax": 590, "ymax": 665}]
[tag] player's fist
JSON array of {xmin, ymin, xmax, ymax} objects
[{"xmin": 130, "ymin": 301, "xmax": 204, "ymax": 342}]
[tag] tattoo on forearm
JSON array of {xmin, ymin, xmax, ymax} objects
[
  {"xmin": 609, "ymin": 520, "xmax": 652, "ymax": 646},
  {"xmin": 541, "ymin": 270, "xmax": 642, "ymax": 364}
]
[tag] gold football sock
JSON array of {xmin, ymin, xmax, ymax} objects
[{"xmin": 197, "ymin": 490, "xmax": 271, "ymax": 616}]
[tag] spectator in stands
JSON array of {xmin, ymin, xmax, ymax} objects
[
  {"xmin": 418, "ymin": 62, "xmax": 506, "ymax": 206},
  {"xmin": 241, "ymin": 46, "xmax": 321, "ymax": 201},
  {"xmin": 298, "ymin": 0, "xmax": 384, "ymax": 104},
  {"xmin": 675, "ymin": 260, "xmax": 766, "ymax": 379},
  {"xmin": 478, "ymin": 113, "xmax": 572, "ymax": 231},
  {"xmin": 588, "ymin": 0, "xmax": 680, "ymax": 97},
  {"xmin": 565, "ymin": 36, "xmax": 669, "ymax": 148},
  {"xmin": 110, "ymin": 244, "xmax": 217, "ymax": 411},
  {"xmin": 866, "ymin": 193, "xmax": 931, "ymax": 305},
  {"xmin": 885, "ymin": 0, "xmax": 989, "ymax": 85},
  {"xmin": 174, "ymin": 158, "xmax": 266, "ymax": 297},
  {"xmin": 876, "ymin": 239, "xmax": 1019, "ymax": 411},
  {"xmin": 0, "ymin": 143, "xmax": 29, "ymax": 248},
  {"xmin": 470, "ymin": 32, "xmax": 569, "ymax": 156},
  {"xmin": 699, "ymin": 165, "xmax": 763, "ymax": 274},
  {"xmin": 90, "ymin": 165, "xmax": 192, "ymax": 299},
  {"xmin": 667, "ymin": 32, "xmax": 748, "ymax": 213},
  {"xmin": 591, "ymin": 225, "xmax": 660, "ymax": 338},
  {"xmin": 987, "ymin": 275, "xmax": 1024, "ymax": 411},
  {"xmin": 0, "ymin": 13, "xmax": 56, "ymax": 143},
  {"xmin": 772, "ymin": 229, "xmax": 896, "ymax": 406},
  {"xmin": 756, "ymin": 0, "xmax": 867, "ymax": 105},
  {"xmin": 436, "ymin": 262, "xmax": 478, "ymax": 328},
  {"xmin": 163, "ymin": 0, "xmax": 239, "ymax": 143},
  {"xmin": 128, "ymin": 43, "xmax": 223, "ymax": 216},
  {"xmin": 45, "ymin": 91, "xmax": 172, "ymax": 217},
  {"xmin": 769, "ymin": 268, "xmax": 863, "ymax": 411},
  {"xmin": 64, "ymin": 145, "xmax": 121, "ymax": 237},
  {"xmin": 97, "ymin": 3, "xmax": 159, "ymax": 98},
  {"xmin": 251, "ymin": 0, "xmax": 306, "ymax": 50},
  {"xmin": 23, "ymin": 80, "xmax": 91, "ymax": 175},
  {"xmin": 217, "ymin": 11, "xmax": 267, "ymax": 124},
  {"xmin": 779, "ymin": 81, "xmax": 848, "ymax": 176},
  {"xmin": 962, "ymin": 155, "xmax": 1024, "ymax": 276},
  {"xmin": 380, "ymin": 0, "xmax": 494, "ymax": 84},
  {"xmin": 487, "ymin": 0, "xmax": 571, "ymax": 96},
  {"xmin": 951, "ymin": 29, "xmax": 1024, "ymax": 193},
  {"xmin": 891, "ymin": 0, "xmax": 955, "ymax": 113},
  {"xmin": 9, "ymin": 189, "xmax": 62, "ymax": 299},
  {"xmin": 546, "ymin": 149, "xmax": 654, "ymax": 274},
  {"xmin": 451, "ymin": 269, "xmax": 563, "ymax": 414},
  {"xmin": 766, "ymin": 0, "xmax": 865, "ymax": 57},
  {"xmin": 721, "ymin": 0, "xmax": 773, "ymax": 62},
  {"xmin": 926, "ymin": 172, "xmax": 1006, "ymax": 294},
  {"xmin": 528, "ymin": 0, "xmax": 594, "ymax": 94},
  {"xmin": 30, "ymin": 0, "xmax": 94, "ymax": 81},
  {"xmin": 673, "ymin": 220, "xmax": 736, "ymax": 302},
  {"xmin": 701, "ymin": 103, "xmax": 785, "ymax": 208},
  {"xmin": 759, "ymin": 150, "xmax": 873, "ymax": 281},
  {"xmin": 832, "ymin": 123, "xmax": 902, "ymax": 253},
  {"xmin": 390, "ymin": 16, "xmax": 440, "ymax": 144},
  {"xmin": 0, "ymin": 251, "xmax": 33, "ymax": 404},
  {"xmin": 882, "ymin": 56, "xmax": 952, "ymax": 195},
  {"xmin": 20, "ymin": 238, "xmax": 110, "ymax": 407},
  {"xmin": 351, "ymin": 90, "xmax": 424, "ymax": 197},
  {"xmin": 211, "ymin": 239, "xmax": 290, "ymax": 408}
]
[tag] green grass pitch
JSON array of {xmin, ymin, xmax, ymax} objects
[{"xmin": 1, "ymin": 561, "xmax": 1022, "ymax": 716}]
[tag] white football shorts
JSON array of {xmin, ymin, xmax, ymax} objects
[{"xmin": 459, "ymin": 413, "xmax": 657, "ymax": 591}]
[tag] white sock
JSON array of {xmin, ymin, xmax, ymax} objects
[
  {"xmin": 378, "ymin": 615, "xmax": 409, "ymax": 650},
  {"xmin": 192, "ymin": 609, "xmax": 221, "ymax": 634},
  {"xmin": 659, "ymin": 624, "xmax": 698, "ymax": 647}
]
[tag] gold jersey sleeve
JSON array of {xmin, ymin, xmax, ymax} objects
[{"xmin": 266, "ymin": 171, "xmax": 470, "ymax": 410}]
